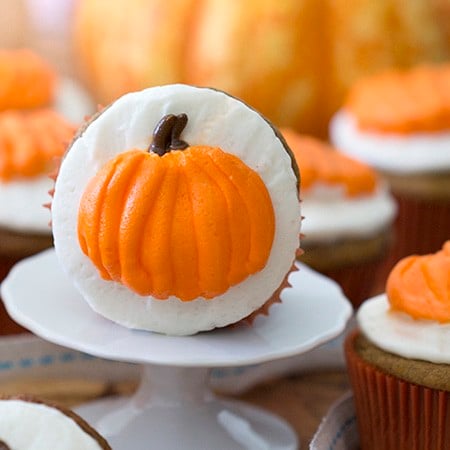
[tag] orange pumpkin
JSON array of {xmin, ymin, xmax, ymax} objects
[
  {"xmin": 0, "ymin": 109, "xmax": 76, "ymax": 181},
  {"xmin": 346, "ymin": 63, "xmax": 450, "ymax": 133},
  {"xmin": 387, "ymin": 241, "xmax": 450, "ymax": 323},
  {"xmin": 281, "ymin": 129, "xmax": 377, "ymax": 197},
  {"xmin": 77, "ymin": 113, "xmax": 275, "ymax": 301},
  {"xmin": 0, "ymin": 49, "xmax": 56, "ymax": 111},
  {"xmin": 74, "ymin": 0, "xmax": 450, "ymax": 137}
]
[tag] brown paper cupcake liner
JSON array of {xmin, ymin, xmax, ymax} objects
[
  {"xmin": 0, "ymin": 256, "xmax": 29, "ymax": 335},
  {"xmin": 299, "ymin": 231, "xmax": 392, "ymax": 308},
  {"xmin": 322, "ymin": 256, "xmax": 385, "ymax": 308},
  {"xmin": 374, "ymin": 195, "xmax": 450, "ymax": 290},
  {"xmin": 345, "ymin": 330, "xmax": 450, "ymax": 450}
]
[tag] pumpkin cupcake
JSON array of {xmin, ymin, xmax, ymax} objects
[
  {"xmin": 345, "ymin": 241, "xmax": 450, "ymax": 450},
  {"xmin": 0, "ymin": 49, "xmax": 87, "ymax": 334},
  {"xmin": 282, "ymin": 130, "xmax": 396, "ymax": 307},
  {"xmin": 330, "ymin": 63, "xmax": 450, "ymax": 277},
  {"xmin": 0, "ymin": 395, "xmax": 111, "ymax": 449},
  {"xmin": 0, "ymin": 49, "xmax": 88, "ymax": 262},
  {"xmin": 51, "ymin": 84, "xmax": 301, "ymax": 335}
]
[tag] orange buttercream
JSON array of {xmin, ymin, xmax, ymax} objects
[
  {"xmin": 78, "ymin": 146, "xmax": 275, "ymax": 301},
  {"xmin": 0, "ymin": 49, "xmax": 56, "ymax": 111},
  {"xmin": 387, "ymin": 241, "xmax": 450, "ymax": 323},
  {"xmin": 282, "ymin": 129, "xmax": 376, "ymax": 197},
  {"xmin": 0, "ymin": 109, "xmax": 76, "ymax": 181},
  {"xmin": 346, "ymin": 64, "xmax": 450, "ymax": 133}
]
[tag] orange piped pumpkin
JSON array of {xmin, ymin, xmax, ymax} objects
[
  {"xmin": 387, "ymin": 241, "xmax": 450, "ymax": 323},
  {"xmin": 346, "ymin": 64, "xmax": 450, "ymax": 133},
  {"xmin": 0, "ymin": 109, "xmax": 77, "ymax": 182},
  {"xmin": 78, "ymin": 113, "xmax": 275, "ymax": 301},
  {"xmin": 282, "ymin": 129, "xmax": 377, "ymax": 197},
  {"xmin": 0, "ymin": 49, "xmax": 56, "ymax": 111}
]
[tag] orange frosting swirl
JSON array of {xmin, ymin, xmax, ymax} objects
[
  {"xmin": 346, "ymin": 64, "xmax": 450, "ymax": 133},
  {"xmin": 281, "ymin": 129, "xmax": 376, "ymax": 197},
  {"xmin": 78, "ymin": 145, "xmax": 275, "ymax": 301},
  {"xmin": 387, "ymin": 241, "xmax": 450, "ymax": 322},
  {"xmin": 0, "ymin": 109, "xmax": 77, "ymax": 181},
  {"xmin": 0, "ymin": 49, "xmax": 56, "ymax": 111}
]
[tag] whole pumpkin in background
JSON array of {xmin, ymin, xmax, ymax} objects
[{"xmin": 73, "ymin": 0, "xmax": 450, "ymax": 137}]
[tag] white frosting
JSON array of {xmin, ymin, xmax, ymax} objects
[
  {"xmin": 0, "ymin": 175, "xmax": 52, "ymax": 233},
  {"xmin": 52, "ymin": 84, "xmax": 301, "ymax": 336},
  {"xmin": 0, "ymin": 78, "xmax": 94, "ymax": 234},
  {"xmin": 54, "ymin": 77, "xmax": 95, "ymax": 124},
  {"xmin": 330, "ymin": 110, "xmax": 450, "ymax": 174},
  {"xmin": 301, "ymin": 182, "xmax": 396, "ymax": 243},
  {"xmin": 0, "ymin": 399, "xmax": 103, "ymax": 450},
  {"xmin": 357, "ymin": 295, "xmax": 450, "ymax": 364}
]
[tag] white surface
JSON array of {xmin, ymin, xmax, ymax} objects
[
  {"xmin": 330, "ymin": 110, "xmax": 450, "ymax": 174},
  {"xmin": 52, "ymin": 84, "xmax": 301, "ymax": 335},
  {"xmin": 1, "ymin": 248, "xmax": 352, "ymax": 367},
  {"xmin": 301, "ymin": 183, "xmax": 396, "ymax": 243},
  {"xmin": 358, "ymin": 295, "xmax": 450, "ymax": 364}
]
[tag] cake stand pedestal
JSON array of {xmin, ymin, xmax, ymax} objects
[
  {"xmin": 78, "ymin": 365, "xmax": 297, "ymax": 450},
  {"xmin": 1, "ymin": 249, "xmax": 352, "ymax": 450}
]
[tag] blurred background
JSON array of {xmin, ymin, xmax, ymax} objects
[{"xmin": 2, "ymin": 0, "xmax": 449, "ymax": 138}]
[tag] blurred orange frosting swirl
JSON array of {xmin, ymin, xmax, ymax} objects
[
  {"xmin": 387, "ymin": 241, "xmax": 450, "ymax": 322},
  {"xmin": 346, "ymin": 64, "xmax": 450, "ymax": 134},
  {"xmin": 281, "ymin": 129, "xmax": 376, "ymax": 197},
  {"xmin": 0, "ymin": 49, "xmax": 56, "ymax": 111},
  {"xmin": 0, "ymin": 109, "xmax": 76, "ymax": 181}
]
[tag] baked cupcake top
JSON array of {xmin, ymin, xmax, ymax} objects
[
  {"xmin": 358, "ymin": 241, "xmax": 450, "ymax": 363},
  {"xmin": 52, "ymin": 84, "xmax": 301, "ymax": 335},
  {"xmin": 0, "ymin": 395, "xmax": 111, "ymax": 450},
  {"xmin": 282, "ymin": 129, "xmax": 396, "ymax": 243},
  {"xmin": 0, "ymin": 49, "xmax": 93, "ymax": 234},
  {"xmin": 330, "ymin": 64, "xmax": 450, "ymax": 174}
]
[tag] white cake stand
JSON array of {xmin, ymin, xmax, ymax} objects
[{"xmin": 1, "ymin": 249, "xmax": 352, "ymax": 450}]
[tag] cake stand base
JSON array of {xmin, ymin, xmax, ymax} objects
[{"xmin": 76, "ymin": 364, "xmax": 298, "ymax": 450}]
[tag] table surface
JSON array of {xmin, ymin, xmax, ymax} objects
[
  {"xmin": 0, "ymin": 366, "xmax": 350, "ymax": 449},
  {"xmin": 236, "ymin": 370, "xmax": 351, "ymax": 448}
]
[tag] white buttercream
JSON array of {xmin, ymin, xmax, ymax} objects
[
  {"xmin": 0, "ymin": 175, "xmax": 52, "ymax": 233},
  {"xmin": 52, "ymin": 84, "xmax": 301, "ymax": 336},
  {"xmin": 54, "ymin": 77, "xmax": 95, "ymax": 124},
  {"xmin": 357, "ymin": 295, "xmax": 450, "ymax": 364},
  {"xmin": 0, "ymin": 399, "xmax": 103, "ymax": 450},
  {"xmin": 301, "ymin": 182, "xmax": 396, "ymax": 243},
  {"xmin": 330, "ymin": 110, "xmax": 450, "ymax": 174},
  {"xmin": 0, "ymin": 78, "xmax": 94, "ymax": 234}
]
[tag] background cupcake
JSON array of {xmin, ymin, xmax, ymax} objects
[
  {"xmin": 330, "ymin": 63, "xmax": 450, "ymax": 280},
  {"xmin": 0, "ymin": 395, "xmax": 111, "ymax": 449},
  {"xmin": 0, "ymin": 49, "xmax": 92, "ymax": 334},
  {"xmin": 345, "ymin": 241, "xmax": 450, "ymax": 450},
  {"xmin": 282, "ymin": 129, "xmax": 397, "ymax": 307}
]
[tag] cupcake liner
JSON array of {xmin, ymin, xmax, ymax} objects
[
  {"xmin": 0, "ymin": 256, "xmax": 29, "ymax": 335},
  {"xmin": 393, "ymin": 194, "xmax": 450, "ymax": 256},
  {"xmin": 345, "ymin": 330, "xmax": 450, "ymax": 450},
  {"xmin": 322, "ymin": 256, "xmax": 386, "ymax": 309},
  {"xmin": 376, "ymin": 195, "xmax": 450, "ymax": 289}
]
